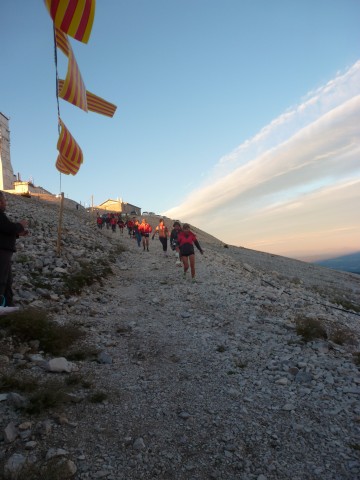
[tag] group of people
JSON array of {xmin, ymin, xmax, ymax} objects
[
  {"xmin": 0, "ymin": 190, "xmax": 206, "ymax": 311},
  {"xmin": 96, "ymin": 212, "xmax": 125, "ymax": 233},
  {"xmin": 95, "ymin": 213, "xmax": 204, "ymax": 282}
]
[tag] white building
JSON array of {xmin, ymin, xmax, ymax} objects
[
  {"xmin": 0, "ymin": 112, "xmax": 53, "ymax": 197},
  {"xmin": 0, "ymin": 112, "xmax": 16, "ymax": 190}
]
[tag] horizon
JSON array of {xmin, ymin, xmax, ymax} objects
[{"xmin": 1, "ymin": 1, "xmax": 359, "ymax": 260}]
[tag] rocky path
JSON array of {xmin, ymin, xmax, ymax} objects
[{"xmin": 1, "ymin": 196, "xmax": 360, "ymax": 479}]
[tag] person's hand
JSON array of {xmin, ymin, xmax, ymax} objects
[
  {"xmin": 19, "ymin": 230, "xmax": 29, "ymax": 237},
  {"xmin": 20, "ymin": 219, "xmax": 28, "ymax": 228}
]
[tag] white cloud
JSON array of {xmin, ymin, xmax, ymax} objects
[{"xmin": 164, "ymin": 61, "xmax": 360, "ymax": 258}]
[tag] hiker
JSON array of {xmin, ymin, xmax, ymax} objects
[
  {"xmin": 152, "ymin": 218, "xmax": 169, "ymax": 255},
  {"xmin": 117, "ymin": 218, "xmax": 125, "ymax": 234},
  {"xmin": 96, "ymin": 215, "xmax": 103, "ymax": 229},
  {"xmin": 133, "ymin": 219, "xmax": 142, "ymax": 247},
  {"xmin": 170, "ymin": 220, "xmax": 182, "ymax": 265},
  {"xmin": 126, "ymin": 218, "xmax": 134, "ymax": 237},
  {"xmin": 110, "ymin": 214, "xmax": 117, "ymax": 232},
  {"xmin": 177, "ymin": 223, "xmax": 203, "ymax": 282},
  {"xmin": 0, "ymin": 191, "xmax": 28, "ymax": 307},
  {"xmin": 138, "ymin": 218, "xmax": 152, "ymax": 251}
]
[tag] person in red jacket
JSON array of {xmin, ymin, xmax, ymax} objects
[
  {"xmin": 126, "ymin": 219, "xmax": 134, "ymax": 237},
  {"xmin": 152, "ymin": 218, "xmax": 169, "ymax": 256},
  {"xmin": 177, "ymin": 223, "xmax": 203, "ymax": 282},
  {"xmin": 138, "ymin": 218, "xmax": 152, "ymax": 251},
  {"xmin": 110, "ymin": 215, "xmax": 117, "ymax": 232}
]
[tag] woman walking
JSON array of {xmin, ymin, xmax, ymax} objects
[
  {"xmin": 152, "ymin": 218, "xmax": 169, "ymax": 256},
  {"xmin": 170, "ymin": 220, "xmax": 182, "ymax": 265},
  {"xmin": 138, "ymin": 218, "xmax": 153, "ymax": 251},
  {"xmin": 177, "ymin": 223, "xmax": 203, "ymax": 282}
]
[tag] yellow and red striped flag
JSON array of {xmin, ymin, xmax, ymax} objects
[
  {"xmin": 86, "ymin": 89, "xmax": 117, "ymax": 117},
  {"xmin": 58, "ymin": 50, "xmax": 88, "ymax": 111},
  {"xmin": 55, "ymin": 27, "xmax": 71, "ymax": 56},
  {"xmin": 55, "ymin": 29, "xmax": 88, "ymax": 111},
  {"xmin": 58, "ymin": 80, "xmax": 117, "ymax": 117},
  {"xmin": 56, "ymin": 154, "xmax": 73, "ymax": 175},
  {"xmin": 45, "ymin": 0, "xmax": 96, "ymax": 44},
  {"xmin": 56, "ymin": 119, "xmax": 83, "ymax": 175}
]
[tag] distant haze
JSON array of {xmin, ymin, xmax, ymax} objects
[{"xmin": 164, "ymin": 62, "xmax": 360, "ymax": 260}]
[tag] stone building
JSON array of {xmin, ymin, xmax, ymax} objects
[
  {"xmin": 0, "ymin": 112, "xmax": 52, "ymax": 197},
  {"xmin": 96, "ymin": 198, "xmax": 141, "ymax": 215},
  {"xmin": 0, "ymin": 112, "xmax": 16, "ymax": 190}
]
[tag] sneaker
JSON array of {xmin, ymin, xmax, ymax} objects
[{"xmin": 192, "ymin": 278, "xmax": 197, "ymax": 283}]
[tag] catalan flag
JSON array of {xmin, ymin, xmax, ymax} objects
[
  {"xmin": 86, "ymin": 89, "xmax": 117, "ymax": 117},
  {"xmin": 56, "ymin": 154, "xmax": 73, "ymax": 175},
  {"xmin": 55, "ymin": 27, "xmax": 71, "ymax": 57},
  {"xmin": 58, "ymin": 50, "xmax": 88, "ymax": 111},
  {"xmin": 56, "ymin": 119, "xmax": 83, "ymax": 175},
  {"xmin": 45, "ymin": 0, "xmax": 96, "ymax": 44},
  {"xmin": 55, "ymin": 29, "xmax": 88, "ymax": 111},
  {"xmin": 58, "ymin": 80, "xmax": 117, "ymax": 117}
]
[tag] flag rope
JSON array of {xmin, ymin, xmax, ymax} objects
[
  {"xmin": 53, "ymin": 24, "xmax": 64, "ymax": 252},
  {"xmin": 53, "ymin": 24, "xmax": 63, "ymax": 192}
]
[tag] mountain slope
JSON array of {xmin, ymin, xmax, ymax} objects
[
  {"xmin": 314, "ymin": 251, "xmax": 360, "ymax": 274},
  {"xmin": 1, "ymin": 193, "xmax": 360, "ymax": 480}
]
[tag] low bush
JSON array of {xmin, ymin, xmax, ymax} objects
[
  {"xmin": 88, "ymin": 391, "xmax": 107, "ymax": 403},
  {"xmin": 333, "ymin": 297, "xmax": 360, "ymax": 313},
  {"xmin": 0, "ymin": 308, "xmax": 84, "ymax": 356},
  {"xmin": 329, "ymin": 326, "xmax": 357, "ymax": 346},
  {"xmin": 61, "ymin": 260, "xmax": 113, "ymax": 295},
  {"xmin": 0, "ymin": 374, "xmax": 38, "ymax": 393},
  {"xmin": 295, "ymin": 316, "xmax": 327, "ymax": 342}
]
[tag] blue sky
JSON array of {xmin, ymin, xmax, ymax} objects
[{"xmin": 1, "ymin": 0, "xmax": 359, "ymax": 259}]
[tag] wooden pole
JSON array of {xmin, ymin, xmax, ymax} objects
[{"xmin": 56, "ymin": 192, "xmax": 64, "ymax": 256}]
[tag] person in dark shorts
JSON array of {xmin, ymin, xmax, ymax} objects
[
  {"xmin": 152, "ymin": 218, "xmax": 169, "ymax": 256},
  {"xmin": 138, "ymin": 218, "xmax": 152, "ymax": 251},
  {"xmin": 177, "ymin": 223, "xmax": 203, "ymax": 282},
  {"xmin": 170, "ymin": 220, "xmax": 182, "ymax": 265}
]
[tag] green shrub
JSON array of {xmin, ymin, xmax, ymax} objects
[
  {"xmin": 352, "ymin": 352, "xmax": 360, "ymax": 366},
  {"xmin": 61, "ymin": 260, "xmax": 113, "ymax": 295},
  {"xmin": 66, "ymin": 346, "xmax": 99, "ymax": 361},
  {"xmin": 329, "ymin": 326, "xmax": 357, "ymax": 346},
  {"xmin": 333, "ymin": 297, "xmax": 360, "ymax": 313},
  {"xmin": 88, "ymin": 391, "xmax": 107, "ymax": 403},
  {"xmin": 295, "ymin": 317, "xmax": 327, "ymax": 342},
  {"xmin": 0, "ymin": 374, "xmax": 38, "ymax": 393},
  {"xmin": 0, "ymin": 308, "xmax": 84, "ymax": 355},
  {"xmin": 25, "ymin": 384, "xmax": 66, "ymax": 414}
]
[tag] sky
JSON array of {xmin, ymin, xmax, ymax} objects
[{"xmin": 1, "ymin": 0, "xmax": 359, "ymax": 261}]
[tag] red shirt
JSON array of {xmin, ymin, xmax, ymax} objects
[
  {"xmin": 138, "ymin": 222, "xmax": 152, "ymax": 234},
  {"xmin": 177, "ymin": 230, "xmax": 197, "ymax": 246}
]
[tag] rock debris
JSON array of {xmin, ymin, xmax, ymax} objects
[{"xmin": 0, "ymin": 194, "xmax": 360, "ymax": 479}]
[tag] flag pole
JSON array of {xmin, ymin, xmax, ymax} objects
[{"xmin": 56, "ymin": 192, "xmax": 64, "ymax": 256}]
